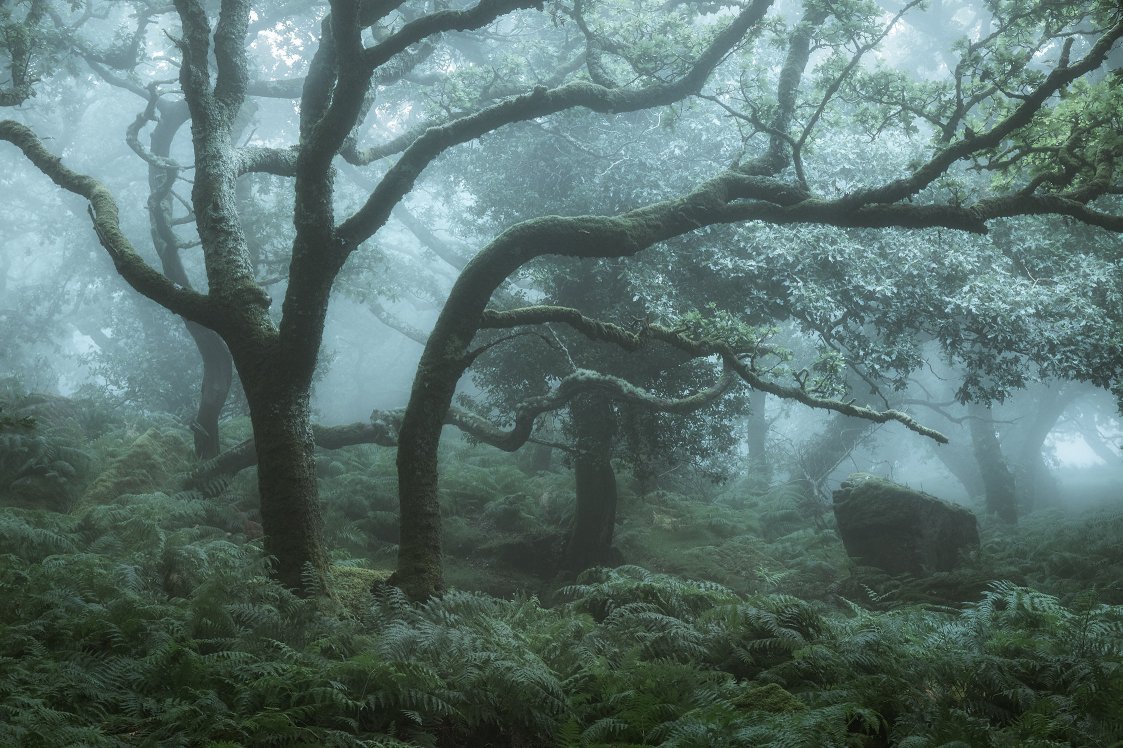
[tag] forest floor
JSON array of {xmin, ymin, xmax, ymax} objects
[{"xmin": 2, "ymin": 402, "xmax": 1122, "ymax": 746}]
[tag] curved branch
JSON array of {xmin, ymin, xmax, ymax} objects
[
  {"xmin": 336, "ymin": 0, "xmax": 775, "ymax": 251},
  {"xmin": 724, "ymin": 355, "xmax": 948, "ymax": 443},
  {"xmin": 363, "ymin": 0, "xmax": 542, "ymax": 72},
  {"xmin": 305, "ymin": 0, "xmax": 539, "ymax": 170},
  {"xmin": 125, "ymin": 88, "xmax": 185, "ymax": 171},
  {"xmin": 366, "ymin": 298, "xmax": 430, "ymax": 345},
  {"xmin": 450, "ymin": 367, "xmax": 738, "ymax": 452},
  {"xmin": 481, "ymin": 304, "xmax": 947, "ymax": 442},
  {"xmin": 184, "ymin": 365, "xmax": 734, "ymax": 487},
  {"xmin": 344, "ymin": 50, "xmax": 588, "ymax": 165},
  {"xmin": 0, "ymin": 120, "xmax": 214, "ymax": 326}
]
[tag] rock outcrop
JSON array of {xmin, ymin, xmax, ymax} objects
[{"xmin": 832, "ymin": 473, "xmax": 979, "ymax": 575}]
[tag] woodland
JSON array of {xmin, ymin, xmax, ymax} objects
[{"xmin": 2, "ymin": 0, "xmax": 1123, "ymax": 744}]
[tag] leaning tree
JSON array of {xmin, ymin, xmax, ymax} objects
[{"xmin": 3, "ymin": 0, "xmax": 1122, "ymax": 597}]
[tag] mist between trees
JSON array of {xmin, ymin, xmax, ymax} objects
[{"xmin": 1, "ymin": 0, "xmax": 1122, "ymax": 600}]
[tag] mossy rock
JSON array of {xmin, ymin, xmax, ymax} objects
[
  {"xmin": 331, "ymin": 565, "xmax": 393, "ymax": 618},
  {"xmin": 833, "ymin": 473, "xmax": 979, "ymax": 575},
  {"xmin": 84, "ymin": 428, "xmax": 192, "ymax": 504},
  {"xmin": 737, "ymin": 683, "xmax": 806, "ymax": 713}
]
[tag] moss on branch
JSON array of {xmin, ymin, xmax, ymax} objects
[{"xmin": 0, "ymin": 120, "xmax": 215, "ymax": 326}]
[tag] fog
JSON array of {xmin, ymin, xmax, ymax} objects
[
  {"xmin": 2, "ymin": 0, "xmax": 1123, "ymax": 739},
  {"xmin": 3, "ymin": 0, "xmax": 1122, "ymax": 527}
]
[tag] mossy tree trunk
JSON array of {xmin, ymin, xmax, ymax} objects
[
  {"xmin": 239, "ymin": 364, "xmax": 327, "ymax": 591},
  {"xmin": 564, "ymin": 395, "xmax": 619, "ymax": 573},
  {"xmin": 147, "ymin": 100, "xmax": 234, "ymax": 459},
  {"xmin": 395, "ymin": 350, "xmax": 469, "ymax": 600}
]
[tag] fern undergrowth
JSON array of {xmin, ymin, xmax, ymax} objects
[{"xmin": 1, "ymin": 402, "xmax": 1121, "ymax": 746}]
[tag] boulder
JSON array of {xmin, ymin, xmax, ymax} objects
[{"xmin": 832, "ymin": 473, "xmax": 979, "ymax": 575}]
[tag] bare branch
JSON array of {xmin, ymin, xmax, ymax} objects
[
  {"xmin": 449, "ymin": 366, "xmax": 739, "ymax": 452},
  {"xmin": 337, "ymin": 0, "xmax": 776, "ymax": 251},
  {"xmin": 481, "ymin": 304, "xmax": 948, "ymax": 442}
]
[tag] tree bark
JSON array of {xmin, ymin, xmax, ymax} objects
[
  {"xmin": 563, "ymin": 395, "xmax": 619, "ymax": 573},
  {"xmin": 394, "ymin": 358, "xmax": 463, "ymax": 600},
  {"xmin": 241, "ymin": 371, "xmax": 328, "ymax": 591},
  {"xmin": 147, "ymin": 101, "xmax": 234, "ymax": 459},
  {"xmin": 968, "ymin": 402, "xmax": 1018, "ymax": 524}
]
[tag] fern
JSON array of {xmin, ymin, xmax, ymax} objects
[
  {"xmin": 2, "ymin": 425, "xmax": 1123, "ymax": 747},
  {"xmin": 0, "ymin": 431, "xmax": 93, "ymax": 512}
]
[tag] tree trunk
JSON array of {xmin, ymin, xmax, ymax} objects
[
  {"xmin": 242, "ymin": 373, "xmax": 328, "ymax": 592},
  {"xmin": 746, "ymin": 388, "xmax": 771, "ymax": 488},
  {"xmin": 1010, "ymin": 386, "xmax": 1076, "ymax": 511},
  {"xmin": 187, "ymin": 322, "xmax": 234, "ymax": 458},
  {"xmin": 929, "ymin": 440, "xmax": 985, "ymax": 500},
  {"xmin": 148, "ymin": 102, "xmax": 233, "ymax": 459},
  {"xmin": 394, "ymin": 351, "xmax": 468, "ymax": 600},
  {"xmin": 563, "ymin": 395, "xmax": 619, "ymax": 573},
  {"xmin": 968, "ymin": 402, "xmax": 1018, "ymax": 524}
]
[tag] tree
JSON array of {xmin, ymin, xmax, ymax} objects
[{"xmin": 3, "ymin": 0, "xmax": 1121, "ymax": 598}]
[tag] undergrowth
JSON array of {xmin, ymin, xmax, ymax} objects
[{"xmin": 1, "ymin": 396, "xmax": 1122, "ymax": 746}]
